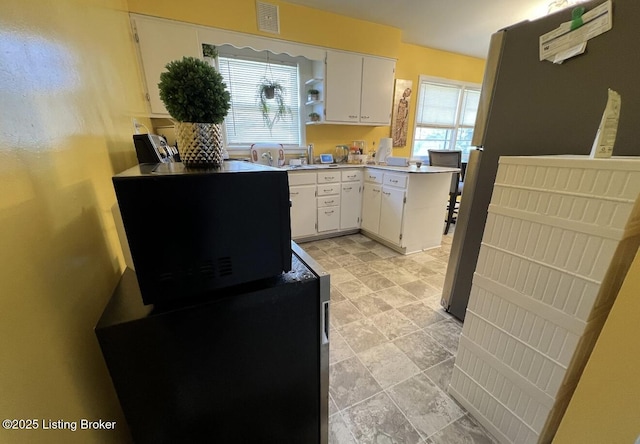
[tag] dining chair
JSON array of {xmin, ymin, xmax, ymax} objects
[{"xmin": 428, "ymin": 149, "xmax": 463, "ymax": 235}]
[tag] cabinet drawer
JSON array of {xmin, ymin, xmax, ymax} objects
[
  {"xmin": 288, "ymin": 172, "xmax": 317, "ymax": 186},
  {"xmin": 317, "ymin": 206, "xmax": 340, "ymax": 232},
  {"xmin": 317, "ymin": 172, "xmax": 340, "ymax": 183},
  {"xmin": 383, "ymin": 173, "xmax": 408, "ymax": 189},
  {"xmin": 317, "ymin": 196, "xmax": 341, "ymax": 208},
  {"xmin": 341, "ymin": 170, "xmax": 363, "ymax": 182},
  {"xmin": 317, "ymin": 184, "xmax": 341, "ymax": 196},
  {"xmin": 364, "ymin": 170, "xmax": 384, "ymax": 184}
]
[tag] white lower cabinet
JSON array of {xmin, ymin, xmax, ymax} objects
[
  {"xmin": 289, "ymin": 172, "xmax": 317, "ymax": 239},
  {"xmin": 317, "ymin": 206, "xmax": 340, "ymax": 232},
  {"xmin": 360, "ymin": 169, "xmax": 451, "ymax": 253},
  {"xmin": 288, "ymin": 166, "xmax": 451, "ymax": 251},
  {"xmin": 340, "ymin": 169, "xmax": 363, "ymax": 230},
  {"xmin": 316, "ymin": 174, "xmax": 340, "ymax": 233},
  {"xmin": 361, "ymin": 183, "xmax": 381, "ymax": 233},
  {"xmin": 340, "ymin": 183, "xmax": 361, "ymax": 229},
  {"xmin": 290, "ymin": 185, "xmax": 317, "ymax": 238},
  {"xmin": 379, "ymin": 186, "xmax": 405, "ymax": 244}
]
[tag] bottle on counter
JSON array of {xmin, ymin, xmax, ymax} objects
[{"xmin": 307, "ymin": 144, "xmax": 314, "ymax": 164}]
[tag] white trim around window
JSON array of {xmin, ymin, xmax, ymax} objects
[{"xmin": 411, "ymin": 75, "xmax": 481, "ymax": 161}]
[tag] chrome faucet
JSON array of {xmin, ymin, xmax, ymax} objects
[{"xmin": 261, "ymin": 151, "xmax": 273, "ymax": 166}]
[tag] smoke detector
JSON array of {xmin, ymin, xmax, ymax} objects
[{"xmin": 256, "ymin": 2, "xmax": 280, "ymax": 34}]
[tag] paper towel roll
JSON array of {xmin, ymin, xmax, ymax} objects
[{"xmin": 377, "ymin": 138, "xmax": 393, "ymax": 164}]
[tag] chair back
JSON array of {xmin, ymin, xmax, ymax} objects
[{"xmin": 428, "ymin": 150, "xmax": 461, "ymax": 194}]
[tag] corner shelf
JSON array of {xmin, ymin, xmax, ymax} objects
[
  {"xmin": 305, "ymin": 78, "xmax": 324, "ymax": 86},
  {"xmin": 305, "ymin": 63, "xmax": 325, "ymax": 127}
]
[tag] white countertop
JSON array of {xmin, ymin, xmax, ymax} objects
[{"xmin": 284, "ymin": 163, "xmax": 459, "ymax": 174}]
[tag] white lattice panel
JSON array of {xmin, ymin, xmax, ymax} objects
[
  {"xmin": 494, "ymin": 156, "xmax": 640, "ymax": 201},
  {"xmin": 482, "ymin": 212, "xmax": 618, "ymax": 282},
  {"xmin": 450, "ymin": 363, "xmax": 540, "ymax": 444},
  {"xmin": 450, "ymin": 156, "xmax": 640, "ymax": 444},
  {"xmin": 467, "ymin": 285, "xmax": 580, "ymax": 366},
  {"xmin": 474, "ymin": 247, "xmax": 601, "ymax": 322}
]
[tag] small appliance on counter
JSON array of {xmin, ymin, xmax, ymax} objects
[
  {"xmin": 377, "ymin": 138, "xmax": 393, "ymax": 165},
  {"xmin": 112, "ymin": 161, "xmax": 292, "ymax": 306},
  {"xmin": 334, "ymin": 145, "xmax": 349, "ymax": 163},
  {"xmin": 319, "ymin": 153, "xmax": 334, "ymax": 164},
  {"xmin": 385, "ymin": 156, "xmax": 409, "ymax": 167},
  {"xmin": 133, "ymin": 134, "xmax": 180, "ymax": 164}
]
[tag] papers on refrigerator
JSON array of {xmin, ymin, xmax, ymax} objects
[{"xmin": 539, "ymin": 0, "xmax": 612, "ymax": 63}]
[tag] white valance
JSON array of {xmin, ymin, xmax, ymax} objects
[{"xmin": 131, "ymin": 13, "xmax": 326, "ymax": 61}]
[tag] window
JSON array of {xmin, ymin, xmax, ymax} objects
[
  {"xmin": 217, "ymin": 54, "xmax": 301, "ymax": 147},
  {"xmin": 412, "ymin": 76, "xmax": 480, "ymax": 160}
]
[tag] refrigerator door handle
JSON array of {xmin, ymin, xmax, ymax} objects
[{"xmin": 322, "ymin": 301, "xmax": 329, "ymax": 345}]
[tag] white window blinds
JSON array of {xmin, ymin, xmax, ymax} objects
[
  {"xmin": 412, "ymin": 77, "xmax": 481, "ymax": 158},
  {"xmin": 460, "ymin": 89, "xmax": 480, "ymax": 127},
  {"xmin": 416, "ymin": 83, "xmax": 460, "ymax": 126},
  {"xmin": 218, "ymin": 57, "xmax": 300, "ymax": 146}
]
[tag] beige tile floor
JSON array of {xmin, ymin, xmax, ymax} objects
[{"xmin": 300, "ymin": 233, "xmax": 497, "ymax": 444}]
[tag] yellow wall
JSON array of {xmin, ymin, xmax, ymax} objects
[
  {"xmin": 0, "ymin": 0, "xmax": 150, "ymax": 442},
  {"xmin": 2, "ymin": 1, "xmax": 638, "ymax": 443},
  {"xmin": 553, "ymin": 248, "xmax": 640, "ymax": 444},
  {"xmin": 0, "ymin": 1, "xmax": 482, "ymax": 442},
  {"xmin": 127, "ymin": 0, "xmax": 485, "ymax": 158}
]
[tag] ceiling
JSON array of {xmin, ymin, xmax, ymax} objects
[{"xmin": 283, "ymin": 0, "xmax": 555, "ymax": 59}]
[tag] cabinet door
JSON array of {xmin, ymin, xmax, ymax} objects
[
  {"xmin": 317, "ymin": 207, "xmax": 340, "ymax": 232},
  {"xmin": 360, "ymin": 57, "xmax": 396, "ymax": 125},
  {"xmin": 290, "ymin": 185, "xmax": 317, "ymax": 238},
  {"xmin": 340, "ymin": 183, "xmax": 362, "ymax": 230},
  {"xmin": 325, "ymin": 51, "xmax": 362, "ymax": 123},
  {"xmin": 361, "ymin": 183, "xmax": 382, "ymax": 234},
  {"xmin": 379, "ymin": 186, "xmax": 405, "ymax": 245},
  {"xmin": 133, "ymin": 16, "xmax": 201, "ymax": 115}
]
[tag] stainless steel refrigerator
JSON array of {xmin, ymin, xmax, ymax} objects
[{"xmin": 441, "ymin": 0, "xmax": 640, "ymax": 320}]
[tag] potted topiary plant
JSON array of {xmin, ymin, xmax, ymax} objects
[
  {"xmin": 307, "ymin": 89, "xmax": 319, "ymax": 102},
  {"xmin": 308, "ymin": 112, "xmax": 321, "ymax": 122},
  {"xmin": 158, "ymin": 54, "xmax": 230, "ymax": 168},
  {"xmin": 257, "ymin": 78, "xmax": 290, "ymax": 133}
]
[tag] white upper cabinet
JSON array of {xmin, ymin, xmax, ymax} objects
[
  {"xmin": 132, "ymin": 16, "xmax": 201, "ymax": 115},
  {"xmin": 324, "ymin": 51, "xmax": 362, "ymax": 123},
  {"xmin": 325, "ymin": 50, "xmax": 395, "ymax": 126},
  {"xmin": 360, "ymin": 57, "xmax": 396, "ymax": 125}
]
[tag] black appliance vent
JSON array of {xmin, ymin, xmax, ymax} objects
[{"xmin": 217, "ymin": 257, "xmax": 233, "ymax": 277}]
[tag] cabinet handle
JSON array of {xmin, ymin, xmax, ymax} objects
[
  {"xmin": 391, "ymin": 179, "xmax": 398, "ymax": 183},
  {"xmin": 322, "ymin": 301, "xmax": 329, "ymax": 345},
  {"xmin": 325, "ymin": 200, "xmax": 334, "ymax": 204},
  {"xmin": 344, "ymin": 187, "xmax": 352, "ymax": 191},
  {"xmin": 349, "ymin": 115, "xmax": 358, "ymax": 119},
  {"xmin": 323, "ymin": 189, "xmax": 332, "ymax": 193},
  {"xmin": 361, "ymin": 115, "xmax": 369, "ymax": 119},
  {"xmin": 373, "ymin": 189, "xmax": 380, "ymax": 193},
  {"xmin": 369, "ymin": 175, "xmax": 376, "ymax": 180},
  {"xmin": 325, "ymin": 210, "xmax": 334, "ymax": 215},
  {"xmin": 383, "ymin": 191, "xmax": 391, "ymax": 196},
  {"xmin": 290, "ymin": 192, "xmax": 299, "ymax": 196},
  {"xmin": 347, "ymin": 174, "xmax": 356, "ymax": 179}
]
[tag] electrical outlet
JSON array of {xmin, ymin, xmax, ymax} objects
[{"xmin": 132, "ymin": 118, "xmax": 140, "ymax": 134}]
